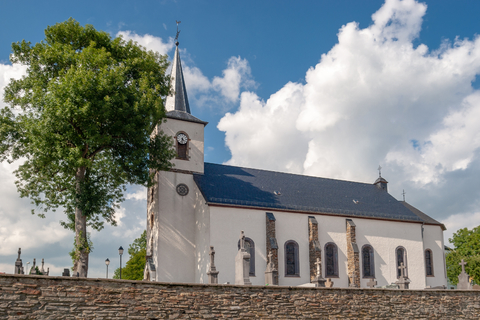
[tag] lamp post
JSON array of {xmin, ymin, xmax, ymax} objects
[
  {"xmin": 105, "ymin": 258, "xmax": 110, "ymax": 278},
  {"xmin": 118, "ymin": 246, "xmax": 124, "ymax": 279}
]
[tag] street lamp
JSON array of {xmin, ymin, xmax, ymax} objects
[
  {"xmin": 118, "ymin": 246, "xmax": 124, "ymax": 279},
  {"xmin": 105, "ymin": 258, "xmax": 110, "ymax": 279}
]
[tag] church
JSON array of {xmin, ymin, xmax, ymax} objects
[{"xmin": 144, "ymin": 40, "xmax": 447, "ymax": 290}]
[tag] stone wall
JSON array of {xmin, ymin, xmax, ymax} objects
[{"xmin": 1, "ymin": 274, "xmax": 480, "ymax": 319}]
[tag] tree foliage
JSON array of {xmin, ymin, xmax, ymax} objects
[
  {"xmin": 0, "ymin": 19, "xmax": 175, "ymax": 276},
  {"xmin": 113, "ymin": 230, "xmax": 146, "ymax": 280},
  {"xmin": 446, "ymin": 226, "xmax": 480, "ymax": 285}
]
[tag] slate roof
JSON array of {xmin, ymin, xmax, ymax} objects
[
  {"xmin": 165, "ymin": 44, "xmax": 190, "ymax": 114},
  {"xmin": 193, "ymin": 163, "xmax": 443, "ymax": 226},
  {"xmin": 166, "ymin": 110, "xmax": 208, "ymax": 125},
  {"xmin": 401, "ymin": 201, "xmax": 446, "ymax": 230}
]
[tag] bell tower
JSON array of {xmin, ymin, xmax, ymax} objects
[{"xmin": 145, "ymin": 24, "xmax": 207, "ymax": 283}]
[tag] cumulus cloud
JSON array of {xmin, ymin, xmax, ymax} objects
[
  {"xmin": 116, "ymin": 31, "xmax": 175, "ymax": 55},
  {"xmin": 116, "ymin": 31, "xmax": 255, "ymax": 109},
  {"xmin": 219, "ymin": 0, "xmax": 480, "ymax": 190}
]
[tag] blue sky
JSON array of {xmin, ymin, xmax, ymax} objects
[{"xmin": 1, "ymin": 0, "xmax": 480, "ymax": 278}]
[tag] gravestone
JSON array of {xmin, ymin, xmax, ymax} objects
[
  {"xmin": 325, "ymin": 278, "xmax": 334, "ymax": 288},
  {"xmin": 395, "ymin": 262, "xmax": 410, "ymax": 289},
  {"xmin": 457, "ymin": 259, "xmax": 472, "ymax": 290},
  {"xmin": 311, "ymin": 258, "xmax": 326, "ymax": 287},
  {"xmin": 29, "ymin": 258, "xmax": 36, "ymax": 275},
  {"xmin": 235, "ymin": 231, "xmax": 252, "ymax": 285},
  {"xmin": 265, "ymin": 251, "xmax": 278, "ymax": 285},
  {"xmin": 14, "ymin": 248, "xmax": 24, "ymax": 274},
  {"xmin": 367, "ymin": 278, "xmax": 377, "ymax": 288},
  {"xmin": 62, "ymin": 269, "xmax": 70, "ymax": 277},
  {"xmin": 207, "ymin": 246, "xmax": 219, "ymax": 284}
]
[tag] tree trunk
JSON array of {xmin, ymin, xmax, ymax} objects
[{"xmin": 74, "ymin": 166, "xmax": 89, "ymax": 277}]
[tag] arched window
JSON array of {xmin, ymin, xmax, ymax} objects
[
  {"xmin": 324, "ymin": 242, "xmax": 338, "ymax": 277},
  {"xmin": 238, "ymin": 237, "xmax": 255, "ymax": 276},
  {"xmin": 396, "ymin": 246, "xmax": 408, "ymax": 278},
  {"xmin": 175, "ymin": 132, "xmax": 189, "ymax": 160},
  {"xmin": 284, "ymin": 240, "xmax": 299, "ymax": 276},
  {"xmin": 362, "ymin": 245, "xmax": 375, "ymax": 278},
  {"xmin": 425, "ymin": 249, "xmax": 434, "ymax": 276}
]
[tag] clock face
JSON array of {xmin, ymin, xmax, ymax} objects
[{"xmin": 177, "ymin": 133, "xmax": 188, "ymax": 145}]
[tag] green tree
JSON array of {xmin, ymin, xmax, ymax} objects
[
  {"xmin": 113, "ymin": 230, "xmax": 146, "ymax": 280},
  {"xmin": 0, "ymin": 19, "xmax": 175, "ymax": 277},
  {"xmin": 446, "ymin": 226, "xmax": 480, "ymax": 285}
]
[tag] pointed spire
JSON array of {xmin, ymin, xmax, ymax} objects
[{"xmin": 165, "ymin": 26, "xmax": 191, "ymax": 114}]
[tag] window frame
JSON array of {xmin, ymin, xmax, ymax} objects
[
  {"xmin": 324, "ymin": 242, "xmax": 339, "ymax": 278},
  {"xmin": 425, "ymin": 249, "xmax": 434, "ymax": 277},
  {"xmin": 284, "ymin": 240, "xmax": 300, "ymax": 277},
  {"xmin": 395, "ymin": 246, "xmax": 408, "ymax": 278},
  {"xmin": 361, "ymin": 244, "xmax": 375, "ymax": 278}
]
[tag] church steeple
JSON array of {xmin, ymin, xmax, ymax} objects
[{"xmin": 165, "ymin": 38, "xmax": 191, "ymax": 113}]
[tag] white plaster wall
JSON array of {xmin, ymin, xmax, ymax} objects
[
  {"xmin": 154, "ymin": 171, "xmax": 196, "ymax": 283},
  {"xmin": 346, "ymin": 217, "xmax": 426, "ymax": 289},
  {"xmin": 194, "ymin": 188, "xmax": 210, "ymax": 283},
  {"xmin": 158, "ymin": 118, "xmax": 204, "ymax": 173},
  {"xmin": 423, "ymin": 224, "xmax": 448, "ymax": 288},
  {"xmin": 209, "ymin": 206, "xmax": 266, "ymax": 285},
  {"xmin": 208, "ymin": 206, "xmax": 442, "ymax": 289}
]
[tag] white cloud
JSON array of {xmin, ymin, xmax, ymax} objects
[
  {"xmin": 125, "ymin": 187, "xmax": 147, "ymax": 201},
  {"xmin": 116, "ymin": 31, "xmax": 175, "ymax": 55},
  {"xmin": 115, "ymin": 32, "xmax": 255, "ymax": 110},
  {"xmin": 218, "ymin": 0, "xmax": 480, "ymax": 190},
  {"xmin": 212, "ymin": 56, "xmax": 255, "ymax": 103}
]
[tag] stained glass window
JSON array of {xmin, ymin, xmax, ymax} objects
[
  {"xmin": 362, "ymin": 245, "xmax": 374, "ymax": 278},
  {"xmin": 425, "ymin": 249, "xmax": 433, "ymax": 276},
  {"xmin": 284, "ymin": 241, "xmax": 299, "ymax": 276},
  {"xmin": 325, "ymin": 243, "xmax": 338, "ymax": 277},
  {"xmin": 396, "ymin": 247, "xmax": 407, "ymax": 278}
]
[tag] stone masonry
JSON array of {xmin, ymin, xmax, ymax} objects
[
  {"xmin": 265, "ymin": 212, "xmax": 278, "ymax": 271},
  {"xmin": 308, "ymin": 216, "xmax": 322, "ymax": 282},
  {"xmin": 346, "ymin": 219, "xmax": 360, "ymax": 288},
  {"xmin": 1, "ymin": 274, "xmax": 480, "ymax": 319}
]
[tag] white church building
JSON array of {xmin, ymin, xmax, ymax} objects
[{"xmin": 144, "ymin": 40, "xmax": 447, "ymax": 289}]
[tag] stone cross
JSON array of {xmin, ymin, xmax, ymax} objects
[
  {"xmin": 312, "ymin": 257, "xmax": 326, "ymax": 287},
  {"xmin": 325, "ymin": 278, "xmax": 334, "ymax": 288},
  {"xmin": 395, "ymin": 262, "xmax": 410, "ymax": 289},
  {"xmin": 367, "ymin": 278, "xmax": 377, "ymax": 288},
  {"xmin": 398, "ymin": 262, "xmax": 407, "ymax": 278},
  {"xmin": 265, "ymin": 250, "xmax": 278, "ymax": 285},
  {"xmin": 457, "ymin": 259, "xmax": 471, "ymax": 290},
  {"xmin": 207, "ymin": 246, "xmax": 219, "ymax": 284},
  {"xmin": 460, "ymin": 259, "xmax": 467, "ymax": 273}
]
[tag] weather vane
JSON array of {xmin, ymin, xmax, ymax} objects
[
  {"xmin": 378, "ymin": 165, "xmax": 382, "ymax": 178},
  {"xmin": 175, "ymin": 20, "xmax": 181, "ymax": 45}
]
